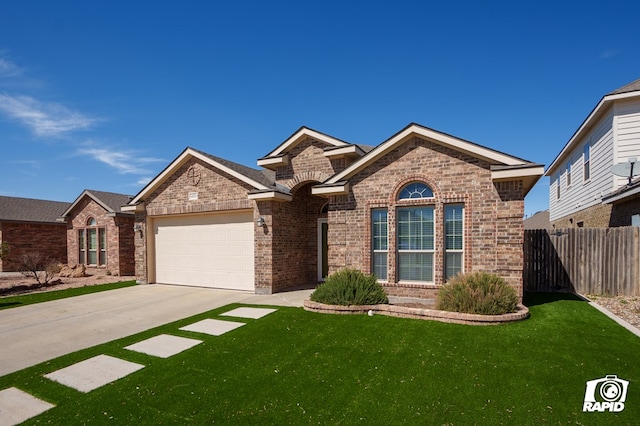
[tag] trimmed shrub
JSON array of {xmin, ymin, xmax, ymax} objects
[
  {"xmin": 310, "ymin": 268, "xmax": 389, "ymax": 306},
  {"xmin": 436, "ymin": 272, "xmax": 518, "ymax": 315}
]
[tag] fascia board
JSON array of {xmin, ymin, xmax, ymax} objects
[
  {"xmin": 60, "ymin": 190, "xmax": 110, "ymax": 217},
  {"xmin": 189, "ymin": 150, "xmax": 271, "ymax": 191},
  {"xmin": 323, "ymin": 145, "xmax": 365, "ymax": 158},
  {"xmin": 267, "ymin": 128, "xmax": 349, "ymax": 158},
  {"xmin": 247, "ymin": 191, "xmax": 293, "ymax": 202},
  {"xmin": 121, "ymin": 204, "xmax": 144, "ymax": 212},
  {"xmin": 546, "ymin": 91, "xmax": 640, "ymax": 176},
  {"xmin": 602, "ymin": 185, "xmax": 640, "ymax": 204},
  {"xmin": 327, "ymin": 125, "xmax": 525, "ymax": 184},
  {"xmin": 129, "ymin": 148, "xmax": 270, "ymax": 205},
  {"xmin": 491, "ymin": 165, "xmax": 545, "ymax": 181},
  {"xmin": 311, "ymin": 183, "xmax": 350, "ymax": 195},
  {"xmin": 257, "ymin": 154, "xmax": 289, "ymax": 168}
]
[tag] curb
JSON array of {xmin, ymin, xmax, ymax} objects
[{"xmin": 303, "ymin": 300, "xmax": 529, "ymax": 325}]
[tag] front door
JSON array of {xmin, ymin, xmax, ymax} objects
[{"xmin": 317, "ymin": 219, "xmax": 328, "ymax": 281}]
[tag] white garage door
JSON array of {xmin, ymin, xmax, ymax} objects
[{"xmin": 154, "ymin": 211, "xmax": 254, "ymax": 291}]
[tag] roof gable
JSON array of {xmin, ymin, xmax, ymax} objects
[
  {"xmin": 128, "ymin": 147, "xmax": 275, "ymax": 206},
  {"xmin": 61, "ymin": 190, "xmax": 133, "ymax": 218},
  {"xmin": 0, "ymin": 196, "xmax": 69, "ymax": 224},
  {"xmin": 324, "ymin": 123, "xmax": 533, "ymax": 184},
  {"xmin": 257, "ymin": 126, "xmax": 363, "ymax": 169},
  {"xmin": 313, "ymin": 123, "xmax": 543, "ymax": 196},
  {"xmin": 547, "ymin": 77, "xmax": 640, "ymax": 175}
]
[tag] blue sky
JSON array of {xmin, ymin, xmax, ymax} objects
[{"xmin": 1, "ymin": 0, "xmax": 638, "ymax": 216}]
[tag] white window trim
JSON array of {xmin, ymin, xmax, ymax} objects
[{"xmin": 397, "ymin": 206, "xmax": 435, "ymax": 283}]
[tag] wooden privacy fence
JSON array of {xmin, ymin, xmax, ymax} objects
[{"xmin": 524, "ymin": 227, "xmax": 640, "ymax": 296}]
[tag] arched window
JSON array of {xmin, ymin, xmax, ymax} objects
[
  {"xmin": 398, "ymin": 182, "xmax": 434, "ymax": 200},
  {"xmin": 79, "ymin": 217, "xmax": 106, "ymax": 266}
]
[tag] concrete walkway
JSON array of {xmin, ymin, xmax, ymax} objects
[{"xmin": 0, "ymin": 284, "xmax": 312, "ymax": 377}]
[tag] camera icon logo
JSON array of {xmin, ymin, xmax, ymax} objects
[{"xmin": 583, "ymin": 375, "xmax": 629, "ymax": 412}]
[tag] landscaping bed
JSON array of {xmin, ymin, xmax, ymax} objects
[
  {"xmin": 0, "ymin": 269, "xmax": 135, "ymax": 297},
  {"xmin": 304, "ymin": 299, "xmax": 530, "ymax": 325}
]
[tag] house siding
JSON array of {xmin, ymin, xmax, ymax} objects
[
  {"xmin": 65, "ymin": 197, "xmax": 134, "ymax": 276},
  {"xmin": 328, "ymin": 136, "xmax": 525, "ymax": 298},
  {"xmin": 131, "ymin": 127, "xmax": 533, "ymax": 297},
  {"xmin": 0, "ymin": 221, "xmax": 67, "ymax": 272},
  {"xmin": 550, "ymin": 109, "xmax": 614, "ymax": 223},
  {"xmin": 134, "ymin": 157, "xmax": 263, "ymax": 287}
]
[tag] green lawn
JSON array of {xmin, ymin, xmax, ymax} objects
[
  {"xmin": 0, "ymin": 281, "xmax": 136, "ymax": 310},
  {"xmin": 2, "ymin": 293, "xmax": 638, "ymax": 425}
]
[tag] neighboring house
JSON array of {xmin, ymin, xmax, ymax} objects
[
  {"xmin": 58, "ymin": 190, "xmax": 135, "ymax": 276},
  {"xmin": 546, "ymin": 78, "xmax": 640, "ymax": 228},
  {"xmin": 0, "ymin": 196, "xmax": 68, "ymax": 272},
  {"xmin": 524, "ymin": 210, "xmax": 550, "ymax": 230},
  {"xmin": 125, "ymin": 123, "xmax": 543, "ymax": 298}
]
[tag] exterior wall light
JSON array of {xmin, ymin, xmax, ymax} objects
[
  {"xmin": 133, "ymin": 223, "xmax": 143, "ymax": 236},
  {"xmin": 256, "ymin": 217, "xmax": 266, "ymax": 227}
]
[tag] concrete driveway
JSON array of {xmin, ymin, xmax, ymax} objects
[{"xmin": 0, "ymin": 284, "xmax": 312, "ymax": 377}]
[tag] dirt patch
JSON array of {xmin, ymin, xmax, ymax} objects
[
  {"xmin": 0, "ymin": 270, "xmax": 135, "ymax": 297},
  {"xmin": 587, "ymin": 294, "xmax": 640, "ymax": 330}
]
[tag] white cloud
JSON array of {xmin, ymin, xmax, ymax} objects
[
  {"xmin": 136, "ymin": 176, "xmax": 153, "ymax": 186},
  {"xmin": 0, "ymin": 94, "xmax": 101, "ymax": 137},
  {"xmin": 0, "ymin": 58, "xmax": 23, "ymax": 78},
  {"xmin": 77, "ymin": 145, "xmax": 164, "ymax": 176}
]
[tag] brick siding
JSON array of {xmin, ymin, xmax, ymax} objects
[
  {"xmin": 0, "ymin": 221, "xmax": 67, "ymax": 272},
  {"xmin": 65, "ymin": 197, "xmax": 134, "ymax": 276},
  {"xmin": 133, "ymin": 135, "xmax": 527, "ymax": 298}
]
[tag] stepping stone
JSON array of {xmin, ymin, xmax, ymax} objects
[
  {"xmin": 0, "ymin": 387, "xmax": 54, "ymax": 426},
  {"xmin": 125, "ymin": 334, "xmax": 202, "ymax": 358},
  {"xmin": 180, "ymin": 319, "xmax": 245, "ymax": 336},
  {"xmin": 221, "ymin": 307, "xmax": 277, "ymax": 319},
  {"xmin": 44, "ymin": 355, "xmax": 144, "ymax": 393}
]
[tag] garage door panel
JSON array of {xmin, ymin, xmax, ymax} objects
[{"xmin": 154, "ymin": 211, "xmax": 254, "ymax": 291}]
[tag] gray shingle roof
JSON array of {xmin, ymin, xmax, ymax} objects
[
  {"xmin": 60, "ymin": 189, "xmax": 134, "ymax": 217},
  {"xmin": 608, "ymin": 78, "xmax": 640, "ymax": 95},
  {"xmin": 85, "ymin": 190, "xmax": 133, "ymax": 213},
  {"xmin": 0, "ymin": 196, "xmax": 70, "ymax": 224},
  {"xmin": 190, "ymin": 148, "xmax": 277, "ymax": 189}
]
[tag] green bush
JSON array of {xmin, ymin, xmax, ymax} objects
[
  {"xmin": 310, "ymin": 268, "xmax": 389, "ymax": 306},
  {"xmin": 436, "ymin": 272, "xmax": 518, "ymax": 315}
]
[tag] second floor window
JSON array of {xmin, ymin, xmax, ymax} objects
[{"xmin": 584, "ymin": 144, "xmax": 591, "ymax": 181}]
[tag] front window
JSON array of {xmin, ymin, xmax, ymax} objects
[
  {"xmin": 567, "ymin": 162, "xmax": 572, "ymax": 187},
  {"xmin": 444, "ymin": 205, "xmax": 464, "ymax": 280},
  {"xmin": 556, "ymin": 173, "xmax": 561, "ymax": 200},
  {"xmin": 371, "ymin": 209, "xmax": 388, "ymax": 280},
  {"xmin": 397, "ymin": 206, "xmax": 434, "ymax": 282},
  {"xmin": 79, "ymin": 217, "xmax": 106, "ymax": 266}
]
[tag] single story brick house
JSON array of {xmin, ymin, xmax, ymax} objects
[
  {"xmin": 58, "ymin": 190, "xmax": 135, "ymax": 276},
  {"xmin": 0, "ymin": 196, "xmax": 69, "ymax": 272},
  {"xmin": 125, "ymin": 123, "xmax": 543, "ymax": 298}
]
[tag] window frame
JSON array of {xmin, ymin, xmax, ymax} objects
[
  {"xmin": 583, "ymin": 144, "xmax": 591, "ymax": 182},
  {"xmin": 444, "ymin": 204, "xmax": 464, "ymax": 281},
  {"xmin": 371, "ymin": 208, "xmax": 388, "ymax": 281},
  {"xmin": 78, "ymin": 217, "xmax": 107, "ymax": 267},
  {"xmin": 396, "ymin": 205, "xmax": 435, "ymax": 283}
]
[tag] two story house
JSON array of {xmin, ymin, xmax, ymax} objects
[{"xmin": 546, "ymin": 78, "xmax": 640, "ymax": 228}]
